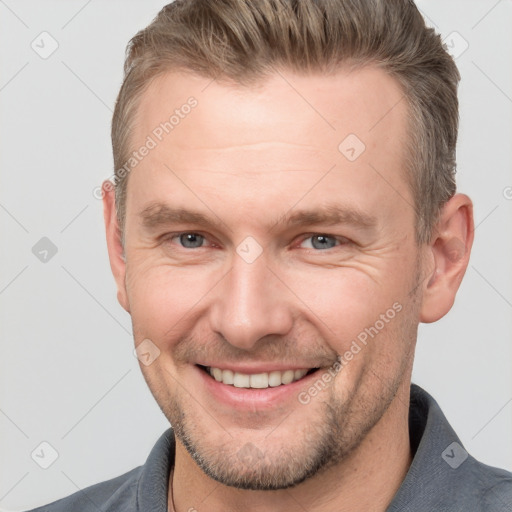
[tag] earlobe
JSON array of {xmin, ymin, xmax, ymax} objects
[
  {"xmin": 102, "ymin": 181, "xmax": 130, "ymax": 313},
  {"xmin": 420, "ymin": 194, "xmax": 474, "ymax": 323}
]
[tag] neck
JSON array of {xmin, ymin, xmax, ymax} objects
[{"xmin": 170, "ymin": 382, "xmax": 412, "ymax": 512}]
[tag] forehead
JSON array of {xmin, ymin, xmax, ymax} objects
[
  {"xmin": 126, "ymin": 67, "xmax": 412, "ymax": 233},
  {"xmin": 134, "ymin": 66, "xmax": 408, "ymax": 155}
]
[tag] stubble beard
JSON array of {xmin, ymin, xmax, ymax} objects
[{"xmin": 159, "ymin": 344, "xmax": 415, "ymax": 491}]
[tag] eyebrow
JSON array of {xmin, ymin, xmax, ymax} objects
[
  {"xmin": 140, "ymin": 203, "xmax": 221, "ymax": 230},
  {"xmin": 139, "ymin": 202, "xmax": 378, "ymax": 232},
  {"xmin": 283, "ymin": 206, "xmax": 377, "ymax": 230}
]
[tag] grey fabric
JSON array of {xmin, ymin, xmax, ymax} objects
[
  {"xmin": 25, "ymin": 385, "xmax": 512, "ymax": 511},
  {"xmin": 387, "ymin": 386, "xmax": 512, "ymax": 511}
]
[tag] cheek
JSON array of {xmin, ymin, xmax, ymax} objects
[
  {"xmin": 286, "ymin": 264, "xmax": 410, "ymax": 346},
  {"xmin": 125, "ymin": 261, "xmax": 217, "ymax": 339}
]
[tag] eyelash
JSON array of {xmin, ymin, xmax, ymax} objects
[
  {"xmin": 163, "ymin": 232, "xmax": 213, "ymax": 249},
  {"xmin": 162, "ymin": 232, "xmax": 351, "ymax": 251},
  {"xmin": 297, "ymin": 234, "xmax": 351, "ymax": 250}
]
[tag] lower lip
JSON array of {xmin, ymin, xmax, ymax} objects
[{"xmin": 196, "ymin": 366, "xmax": 322, "ymax": 410}]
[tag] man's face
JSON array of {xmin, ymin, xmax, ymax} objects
[{"xmin": 117, "ymin": 67, "xmax": 425, "ymax": 489}]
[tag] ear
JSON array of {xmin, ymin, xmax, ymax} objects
[
  {"xmin": 102, "ymin": 181, "xmax": 130, "ymax": 313},
  {"xmin": 420, "ymin": 193, "xmax": 474, "ymax": 323}
]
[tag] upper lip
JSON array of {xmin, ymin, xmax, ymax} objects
[{"xmin": 196, "ymin": 362, "xmax": 320, "ymax": 374}]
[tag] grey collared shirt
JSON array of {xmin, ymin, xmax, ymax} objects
[{"xmin": 26, "ymin": 385, "xmax": 512, "ymax": 511}]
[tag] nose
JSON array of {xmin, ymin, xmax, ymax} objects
[{"xmin": 208, "ymin": 253, "xmax": 294, "ymax": 351}]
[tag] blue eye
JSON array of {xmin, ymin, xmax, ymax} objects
[
  {"xmin": 301, "ymin": 234, "xmax": 339, "ymax": 250},
  {"xmin": 178, "ymin": 233, "xmax": 205, "ymax": 248}
]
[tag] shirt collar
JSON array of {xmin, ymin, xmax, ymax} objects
[
  {"xmin": 387, "ymin": 384, "xmax": 469, "ymax": 510},
  {"xmin": 137, "ymin": 427, "xmax": 174, "ymax": 512}
]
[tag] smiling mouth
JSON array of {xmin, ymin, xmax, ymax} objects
[{"xmin": 198, "ymin": 365, "xmax": 319, "ymax": 389}]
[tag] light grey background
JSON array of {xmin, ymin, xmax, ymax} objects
[{"xmin": 1, "ymin": 1, "xmax": 511, "ymax": 510}]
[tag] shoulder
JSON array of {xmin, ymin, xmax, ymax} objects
[
  {"xmin": 23, "ymin": 428, "xmax": 175, "ymax": 512},
  {"xmin": 23, "ymin": 466, "xmax": 142, "ymax": 512},
  {"xmin": 471, "ymin": 460, "xmax": 512, "ymax": 510},
  {"xmin": 389, "ymin": 385, "xmax": 512, "ymax": 511}
]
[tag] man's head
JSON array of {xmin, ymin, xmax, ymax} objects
[
  {"xmin": 103, "ymin": 0, "xmax": 473, "ymax": 493},
  {"xmin": 111, "ymin": 0, "xmax": 460, "ymax": 247}
]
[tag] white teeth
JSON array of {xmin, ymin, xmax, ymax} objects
[
  {"xmin": 222, "ymin": 369, "xmax": 234, "ymax": 385},
  {"xmin": 281, "ymin": 369, "xmax": 295, "ymax": 385},
  {"xmin": 268, "ymin": 370, "xmax": 282, "ymax": 387},
  {"xmin": 294, "ymin": 369, "xmax": 308, "ymax": 380},
  {"xmin": 212, "ymin": 367, "xmax": 223, "ymax": 382},
  {"xmin": 207, "ymin": 366, "xmax": 311, "ymax": 388},
  {"xmin": 233, "ymin": 372, "xmax": 250, "ymax": 388},
  {"xmin": 250, "ymin": 373, "xmax": 269, "ymax": 388}
]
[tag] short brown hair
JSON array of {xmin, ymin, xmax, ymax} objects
[{"xmin": 112, "ymin": 0, "xmax": 460, "ymax": 244}]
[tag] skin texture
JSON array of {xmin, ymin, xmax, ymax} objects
[{"xmin": 103, "ymin": 68, "xmax": 474, "ymax": 512}]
